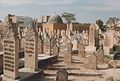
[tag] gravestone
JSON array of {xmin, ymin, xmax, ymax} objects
[
  {"xmin": 64, "ymin": 41, "xmax": 72, "ymax": 64},
  {"xmin": 72, "ymin": 38, "xmax": 78, "ymax": 54},
  {"xmin": 50, "ymin": 35, "xmax": 56, "ymax": 55},
  {"xmin": 3, "ymin": 16, "xmax": 19, "ymax": 79},
  {"xmin": 21, "ymin": 27, "xmax": 28, "ymax": 50},
  {"xmin": 78, "ymin": 43, "xmax": 85, "ymax": 58},
  {"xmin": 18, "ymin": 25, "xmax": 22, "ymax": 51},
  {"xmin": 25, "ymin": 26, "xmax": 38, "ymax": 72},
  {"xmin": 38, "ymin": 32, "xmax": 44, "ymax": 54},
  {"xmin": 56, "ymin": 38, "xmax": 60, "ymax": 57},
  {"xmin": 85, "ymin": 24, "xmax": 96, "ymax": 53},
  {"xmin": 57, "ymin": 30, "xmax": 60, "ymax": 38},
  {"xmin": 89, "ymin": 24, "xmax": 95, "ymax": 46},
  {"xmin": 103, "ymin": 36, "xmax": 110, "ymax": 55},
  {"xmin": 86, "ymin": 53, "xmax": 97, "ymax": 69},
  {"xmin": 53, "ymin": 39, "xmax": 60, "ymax": 57},
  {"xmin": 43, "ymin": 35, "xmax": 51, "ymax": 55},
  {"xmin": 95, "ymin": 24, "xmax": 99, "ymax": 48},
  {"xmin": 66, "ymin": 29, "xmax": 71, "ymax": 39},
  {"xmin": 95, "ymin": 45, "xmax": 104, "ymax": 64},
  {"xmin": 55, "ymin": 68, "xmax": 68, "ymax": 81}
]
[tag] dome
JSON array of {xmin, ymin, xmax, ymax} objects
[{"xmin": 48, "ymin": 15, "xmax": 63, "ymax": 24}]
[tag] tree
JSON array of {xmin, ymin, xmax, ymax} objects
[
  {"xmin": 61, "ymin": 12, "xmax": 76, "ymax": 24},
  {"xmin": 96, "ymin": 19, "xmax": 107, "ymax": 32},
  {"xmin": 106, "ymin": 17, "xmax": 120, "ymax": 28},
  {"xmin": 102, "ymin": 25, "xmax": 108, "ymax": 32},
  {"xmin": 96, "ymin": 19, "xmax": 103, "ymax": 28}
]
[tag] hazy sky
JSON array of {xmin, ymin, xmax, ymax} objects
[{"xmin": 0, "ymin": 0, "xmax": 120, "ymax": 23}]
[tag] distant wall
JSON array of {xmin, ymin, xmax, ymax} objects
[{"xmin": 69, "ymin": 23, "xmax": 90, "ymax": 32}]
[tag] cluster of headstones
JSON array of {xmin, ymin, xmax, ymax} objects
[{"xmin": 2, "ymin": 14, "xmax": 120, "ymax": 81}]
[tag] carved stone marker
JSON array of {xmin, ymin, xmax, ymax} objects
[
  {"xmin": 53, "ymin": 43, "xmax": 59, "ymax": 56},
  {"xmin": 3, "ymin": 17, "xmax": 19, "ymax": 79},
  {"xmin": 95, "ymin": 24, "xmax": 99, "ymax": 47},
  {"xmin": 38, "ymin": 35, "xmax": 44, "ymax": 54},
  {"xmin": 72, "ymin": 38, "xmax": 78, "ymax": 52},
  {"xmin": 103, "ymin": 36, "xmax": 110, "ymax": 55},
  {"xmin": 86, "ymin": 53, "xmax": 97, "ymax": 69},
  {"xmin": 64, "ymin": 41, "xmax": 72, "ymax": 64},
  {"xmin": 78, "ymin": 43, "xmax": 85, "ymax": 58},
  {"xmin": 25, "ymin": 27, "xmax": 38, "ymax": 72},
  {"xmin": 55, "ymin": 68, "xmax": 68, "ymax": 81},
  {"xmin": 44, "ymin": 35, "xmax": 51, "ymax": 55},
  {"xmin": 85, "ymin": 24, "xmax": 96, "ymax": 53},
  {"xmin": 95, "ymin": 45, "xmax": 104, "ymax": 64}
]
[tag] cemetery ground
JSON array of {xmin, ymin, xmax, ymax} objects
[
  {"xmin": 0, "ymin": 45, "xmax": 120, "ymax": 81},
  {"xmin": 1, "ymin": 14, "xmax": 120, "ymax": 81},
  {"xmin": 27, "ymin": 47, "xmax": 120, "ymax": 81}
]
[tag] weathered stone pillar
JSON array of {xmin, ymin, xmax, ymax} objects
[
  {"xmin": 38, "ymin": 36, "xmax": 44, "ymax": 54},
  {"xmin": 78, "ymin": 43, "xmax": 85, "ymax": 58},
  {"xmin": 95, "ymin": 45, "xmax": 104, "ymax": 64},
  {"xmin": 25, "ymin": 27, "xmax": 38, "ymax": 72},
  {"xmin": 85, "ymin": 24, "xmax": 96, "ymax": 53},
  {"xmin": 86, "ymin": 53, "xmax": 97, "ymax": 69},
  {"xmin": 64, "ymin": 42, "xmax": 72, "ymax": 64},
  {"xmin": 3, "ymin": 17, "xmax": 19, "ymax": 80}
]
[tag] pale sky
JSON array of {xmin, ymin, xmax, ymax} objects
[{"xmin": 0, "ymin": 0, "xmax": 120, "ymax": 23}]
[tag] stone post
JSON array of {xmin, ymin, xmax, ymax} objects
[
  {"xmin": 25, "ymin": 27, "xmax": 38, "ymax": 72},
  {"xmin": 3, "ymin": 17, "xmax": 19, "ymax": 80},
  {"xmin": 85, "ymin": 24, "xmax": 96, "ymax": 53},
  {"xmin": 64, "ymin": 42, "xmax": 72, "ymax": 64},
  {"xmin": 78, "ymin": 43, "xmax": 85, "ymax": 58},
  {"xmin": 95, "ymin": 45, "xmax": 104, "ymax": 64}
]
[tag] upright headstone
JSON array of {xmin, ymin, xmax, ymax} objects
[
  {"xmin": 89, "ymin": 24, "xmax": 95, "ymax": 46},
  {"xmin": 103, "ymin": 36, "xmax": 110, "ymax": 55},
  {"xmin": 95, "ymin": 45, "xmax": 104, "ymax": 64},
  {"xmin": 25, "ymin": 26, "xmax": 38, "ymax": 72},
  {"xmin": 21, "ymin": 27, "xmax": 28, "ymax": 50},
  {"xmin": 72, "ymin": 38, "xmax": 78, "ymax": 54},
  {"xmin": 78, "ymin": 43, "xmax": 85, "ymax": 58},
  {"xmin": 55, "ymin": 68, "xmax": 68, "ymax": 81},
  {"xmin": 38, "ymin": 31, "xmax": 44, "ymax": 54},
  {"xmin": 18, "ymin": 25, "xmax": 22, "ymax": 51},
  {"xmin": 66, "ymin": 29, "xmax": 71, "ymax": 39},
  {"xmin": 95, "ymin": 24, "xmax": 99, "ymax": 48},
  {"xmin": 53, "ymin": 38, "xmax": 60, "ymax": 57},
  {"xmin": 86, "ymin": 53, "xmax": 97, "ymax": 69},
  {"xmin": 85, "ymin": 24, "xmax": 96, "ymax": 53},
  {"xmin": 3, "ymin": 16, "xmax": 19, "ymax": 79},
  {"xmin": 43, "ymin": 34, "xmax": 51, "ymax": 55},
  {"xmin": 64, "ymin": 41, "xmax": 72, "ymax": 64}
]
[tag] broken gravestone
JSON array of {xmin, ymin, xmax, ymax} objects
[{"xmin": 55, "ymin": 68, "xmax": 68, "ymax": 81}]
